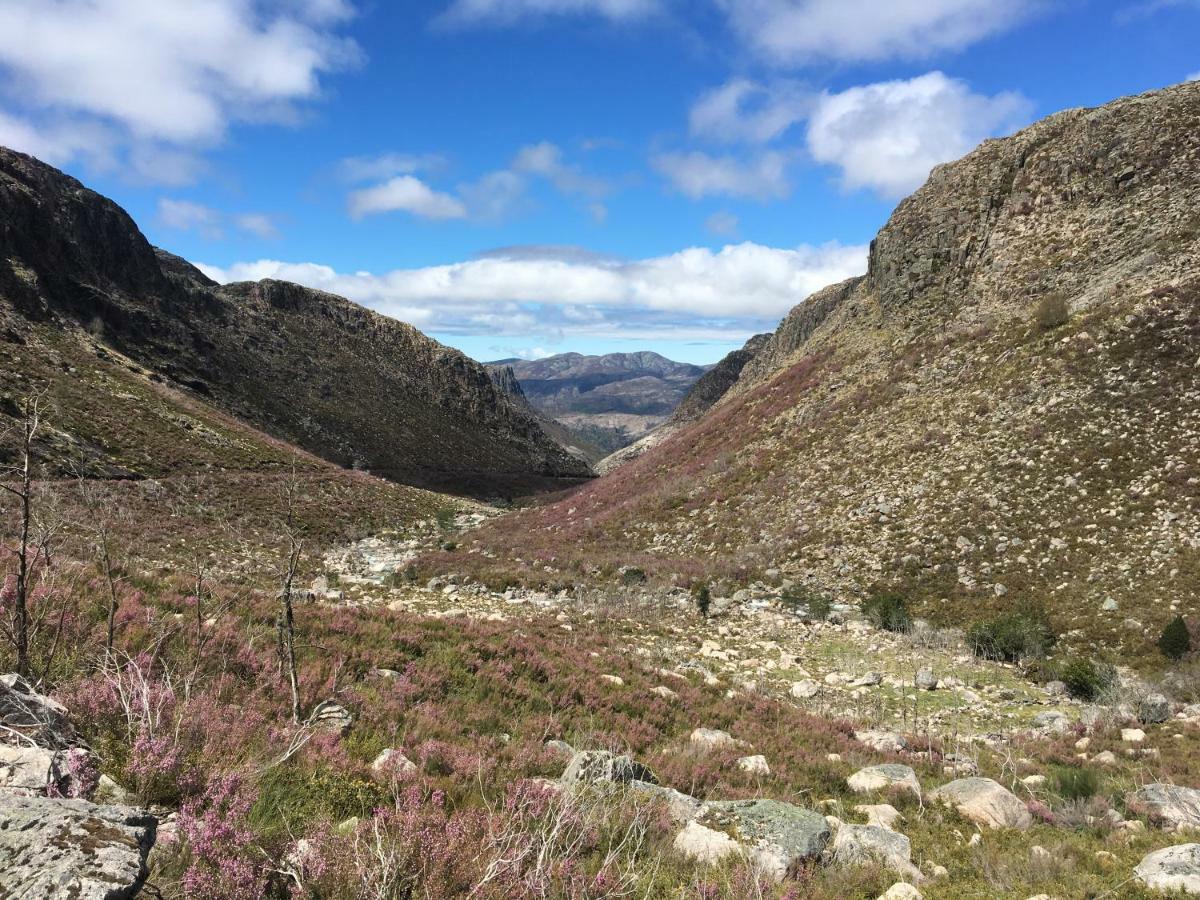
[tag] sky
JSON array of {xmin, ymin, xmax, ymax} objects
[{"xmin": 0, "ymin": 1, "xmax": 1196, "ymax": 364}]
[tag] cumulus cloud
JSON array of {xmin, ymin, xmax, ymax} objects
[
  {"xmin": 717, "ymin": 0, "xmax": 1041, "ymax": 64},
  {"xmin": 196, "ymin": 240, "xmax": 867, "ymax": 339},
  {"xmin": 652, "ymin": 150, "xmax": 791, "ymax": 200},
  {"xmin": 336, "ymin": 153, "xmax": 445, "ymax": 183},
  {"xmin": 806, "ymin": 71, "xmax": 1030, "ymax": 197},
  {"xmin": 158, "ymin": 199, "xmax": 281, "ymax": 240},
  {"xmin": 690, "ymin": 79, "xmax": 811, "ymax": 143},
  {"xmin": 512, "ymin": 142, "xmax": 610, "ymax": 196},
  {"xmin": 438, "ymin": 0, "xmax": 662, "ymax": 26},
  {"xmin": 0, "ymin": 0, "xmax": 358, "ymax": 182},
  {"xmin": 347, "ymin": 175, "xmax": 469, "ymax": 220}
]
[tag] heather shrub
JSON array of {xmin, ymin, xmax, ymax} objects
[
  {"xmin": 1050, "ymin": 764, "xmax": 1100, "ymax": 801},
  {"xmin": 781, "ymin": 587, "xmax": 831, "ymax": 622},
  {"xmin": 967, "ymin": 612, "xmax": 1057, "ymax": 662},
  {"xmin": 1059, "ymin": 657, "xmax": 1115, "ymax": 701},
  {"xmin": 693, "ymin": 583, "xmax": 711, "ymax": 619},
  {"xmin": 861, "ymin": 593, "xmax": 910, "ymax": 633},
  {"xmin": 177, "ymin": 773, "xmax": 268, "ymax": 899},
  {"xmin": 1158, "ymin": 615, "xmax": 1191, "ymax": 660},
  {"xmin": 1035, "ymin": 292, "xmax": 1070, "ymax": 330}
]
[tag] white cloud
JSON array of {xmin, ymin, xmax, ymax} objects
[
  {"xmin": 512, "ymin": 141, "xmax": 609, "ymax": 196},
  {"xmin": 196, "ymin": 239, "xmax": 867, "ymax": 340},
  {"xmin": 438, "ymin": 0, "xmax": 661, "ymax": 26},
  {"xmin": 347, "ymin": 175, "xmax": 469, "ymax": 220},
  {"xmin": 690, "ymin": 79, "xmax": 811, "ymax": 143},
  {"xmin": 717, "ymin": 0, "xmax": 1040, "ymax": 64},
  {"xmin": 806, "ymin": 71, "xmax": 1030, "ymax": 198},
  {"xmin": 705, "ymin": 211, "xmax": 739, "ymax": 236},
  {"xmin": 158, "ymin": 199, "xmax": 280, "ymax": 240},
  {"xmin": 0, "ymin": 0, "xmax": 358, "ymax": 182},
  {"xmin": 652, "ymin": 150, "xmax": 791, "ymax": 200},
  {"xmin": 158, "ymin": 199, "xmax": 225, "ymax": 239},
  {"xmin": 336, "ymin": 152, "xmax": 445, "ymax": 183}
]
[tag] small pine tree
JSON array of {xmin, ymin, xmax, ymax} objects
[
  {"xmin": 694, "ymin": 583, "xmax": 711, "ymax": 620},
  {"xmin": 1158, "ymin": 615, "xmax": 1191, "ymax": 661}
]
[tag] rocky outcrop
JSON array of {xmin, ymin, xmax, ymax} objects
[
  {"xmin": 1135, "ymin": 843, "xmax": 1200, "ymax": 894},
  {"xmin": 929, "ymin": 777, "xmax": 1032, "ymax": 830},
  {"xmin": 1128, "ymin": 784, "xmax": 1200, "ymax": 830},
  {"xmin": 0, "ymin": 146, "xmax": 590, "ymax": 498},
  {"xmin": 0, "ymin": 793, "xmax": 156, "ymax": 899}
]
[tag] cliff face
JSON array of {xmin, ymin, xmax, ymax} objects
[
  {"xmin": 450, "ymin": 82, "xmax": 1200, "ymax": 651},
  {"xmin": 0, "ymin": 147, "xmax": 590, "ymax": 498}
]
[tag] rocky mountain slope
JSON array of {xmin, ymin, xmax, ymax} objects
[
  {"xmin": 487, "ymin": 351, "xmax": 709, "ymax": 454},
  {"xmin": 0, "ymin": 146, "xmax": 590, "ymax": 498},
  {"xmin": 440, "ymin": 81, "xmax": 1200, "ymax": 654}
]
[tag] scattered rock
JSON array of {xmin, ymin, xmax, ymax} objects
[
  {"xmin": 848, "ymin": 764, "xmax": 921, "ymax": 799},
  {"xmin": 1128, "ymin": 784, "xmax": 1200, "ymax": 830},
  {"xmin": 738, "ymin": 755, "xmax": 770, "ymax": 776},
  {"xmin": 833, "ymin": 823, "xmax": 923, "ymax": 880},
  {"xmin": 1135, "ymin": 843, "xmax": 1200, "ymax": 894},
  {"xmin": 791, "ymin": 680, "xmax": 821, "ymax": 699},
  {"xmin": 631, "ymin": 781, "xmax": 703, "ymax": 823},
  {"xmin": 1123, "ymin": 728, "xmax": 1147, "ymax": 743},
  {"xmin": 856, "ymin": 803, "xmax": 904, "ymax": 830},
  {"xmin": 929, "ymin": 777, "xmax": 1032, "ymax": 830},
  {"xmin": 701, "ymin": 798, "xmax": 831, "ymax": 881},
  {"xmin": 1032, "ymin": 711, "xmax": 1071, "ymax": 733},
  {"xmin": 545, "ymin": 739, "xmax": 575, "ymax": 759},
  {"xmin": 1141, "ymin": 694, "xmax": 1172, "ymax": 725},
  {"xmin": 690, "ymin": 728, "xmax": 737, "ymax": 751},
  {"xmin": 855, "ymin": 730, "xmax": 907, "ymax": 754},
  {"xmin": 673, "ymin": 820, "xmax": 742, "ymax": 864},
  {"xmin": 877, "ymin": 885, "xmax": 923, "ymax": 900},
  {"xmin": 561, "ymin": 750, "xmax": 657, "ymax": 786},
  {"xmin": 309, "ymin": 700, "xmax": 352, "ymax": 734},
  {"xmin": 0, "ymin": 792, "xmax": 156, "ymax": 899},
  {"xmin": 915, "ymin": 669, "xmax": 938, "ymax": 691},
  {"xmin": 371, "ymin": 748, "xmax": 417, "ymax": 778}
]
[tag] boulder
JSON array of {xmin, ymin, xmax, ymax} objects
[
  {"xmin": 791, "ymin": 680, "xmax": 821, "ymax": 700},
  {"xmin": 309, "ymin": 700, "xmax": 352, "ymax": 734},
  {"xmin": 701, "ymin": 798, "xmax": 830, "ymax": 881},
  {"xmin": 738, "ymin": 755, "xmax": 770, "ymax": 776},
  {"xmin": 0, "ymin": 744, "xmax": 62, "ymax": 794},
  {"xmin": 878, "ymin": 884, "xmax": 923, "ymax": 900},
  {"xmin": 1031, "ymin": 711, "xmax": 1071, "ymax": 733},
  {"xmin": 690, "ymin": 728, "xmax": 737, "ymax": 751},
  {"xmin": 544, "ymin": 739, "xmax": 575, "ymax": 759},
  {"xmin": 631, "ymin": 781, "xmax": 703, "ymax": 823},
  {"xmin": 0, "ymin": 674, "xmax": 79, "ymax": 750},
  {"xmin": 0, "ymin": 792, "xmax": 156, "ymax": 899},
  {"xmin": 833, "ymin": 824, "xmax": 923, "ymax": 881},
  {"xmin": 856, "ymin": 803, "xmax": 904, "ymax": 830},
  {"xmin": 855, "ymin": 730, "xmax": 907, "ymax": 754},
  {"xmin": 561, "ymin": 750, "xmax": 657, "ymax": 786},
  {"xmin": 1140, "ymin": 694, "xmax": 1172, "ymax": 725},
  {"xmin": 1136, "ymin": 843, "xmax": 1200, "ymax": 893},
  {"xmin": 1128, "ymin": 784, "xmax": 1200, "ymax": 830},
  {"xmin": 929, "ymin": 777, "xmax": 1032, "ymax": 829},
  {"xmin": 673, "ymin": 820, "xmax": 741, "ymax": 864},
  {"xmin": 371, "ymin": 748, "xmax": 417, "ymax": 778},
  {"xmin": 915, "ymin": 669, "xmax": 938, "ymax": 691},
  {"xmin": 848, "ymin": 764, "xmax": 921, "ymax": 799}
]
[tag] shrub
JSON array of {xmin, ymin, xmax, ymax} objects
[
  {"xmin": 967, "ymin": 613, "xmax": 1057, "ymax": 662},
  {"xmin": 693, "ymin": 583, "xmax": 711, "ymax": 620},
  {"xmin": 1158, "ymin": 615, "xmax": 1191, "ymax": 661},
  {"xmin": 780, "ymin": 587, "xmax": 831, "ymax": 622},
  {"xmin": 1035, "ymin": 293, "xmax": 1070, "ymax": 330},
  {"xmin": 861, "ymin": 593, "xmax": 910, "ymax": 633},
  {"xmin": 1059, "ymin": 657, "xmax": 1114, "ymax": 701},
  {"xmin": 619, "ymin": 566, "xmax": 647, "ymax": 586},
  {"xmin": 1051, "ymin": 765, "xmax": 1100, "ymax": 801}
]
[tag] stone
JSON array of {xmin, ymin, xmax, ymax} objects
[
  {"xmin": 94, "ymin": 773, "xmax": 133, "ymax": 805},
  {"xmin": 856, "ymin": 803, "xmax": 903, "ymax": 830},
  {"xmin": 309, "ymin": 700, "xmax": 352, "ymax": 733},
  {"xmin": 1044, "ymin": 680, "xmax": 1067, "ymax": 697},
  {"xmin": 1094, "ymin": 751, "xmax": 1118, "ymax": 765},
  {"xmin": 1128, "ymin": 784, "xmax": 1200, "ymax": 830},
  {"xmin": 652, "ymin": 685, "xmax": 678, "ymax": 700},
  {"xmin": 673, "ymin": 820, "xmax": 741, "ymax": 864},
  {"xmin": 848, "ymin": 764, "xmax": 921, "ymax": 799},
  {"xmin": 561, "ymin": 750, "xmax": 657, "ymax": 786},
  {"xmin": 690, "ymin": 727, "xmax": 737, "ymax": 751},
  {"xmin": 701, "ymin": 798, "xmax": 831, "ymax": 881},
  {"xmin": 1141, "ymin": 693, "xmax": 1172, "ymax": 725},
  {"xmin": 855, "ymin": 729, "xmax": 907, "ymax": 754},
  {"xmin": 929, "ymin": 778, "xmax": 1033, "ymax": 830},
  {"xmin": 915, "ymin": 668, "xmax": 938, "ymax": 691},
  {"xmin": 371, "ymin": 748, "xmax": 417, "ymax": 778},
  {"xmin": 545, "ymin": 739, "xmax": 575, "ymax": 759},
  {"xmin": 833, "ymin": 824, "xmax": 923, "ymax": 880},
  {"xmin": 853, "ymin": 672, "xmax": 884, "ymax": 687},
  {"xmin": 738, "ymin": 755, "xmax": 770, "ymax": 776},
  {"xmin": 1123, "ymin": 728, "xmax": 1147, "ymax": 743},
  {"xmin": 630, "ymin": 781, "xmax": 703, "ymax": 823},
  {"xmin": 0, "ymin": 744, "xmax": 63, "ymax": 794},
  {"xmin": 878, "ymin": 885, "xmax": 923, "ymax": 900},
  {"xmin": 1022, "ymin": 774, "xmax": 1047, "ymax": 789},
  {"xmin": 600, "ymin": 674, "xmax": 624, "ymax": 686},
  {"xmin": 0, "ymin": 792, "xmax": 155, "ymax": 899},
  {"xmin": 791, "ymin": 680, "xmax": 821, "ymax": 699},
  {"xmin": 1032, "ymin": 711, "xmax": 1071, "ymax": 733},
  {"xmin": 1135, "ymin": 843, "xmax": 1200, "ymax": 893}
]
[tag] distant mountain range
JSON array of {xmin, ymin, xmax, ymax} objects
[{"xmin": 485, "ymin": 352, "xmax": 711, "ymax": 457}]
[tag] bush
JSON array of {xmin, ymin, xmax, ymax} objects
[
  {"xmin": 1035, "ymin": 293, "xmax": 1070, "ymax": 331},
  {"xmin": 861, "ymin": 593, "xmax": 910, "ymax": 633},
  {"xmin": 781, "ymin": 587, "xmax": 831, "ymax": 622},
  {"xmin": 693, "ymin": 583, "xmax": 711, "ymax": 620},
  {"xmin": 1059, "ymin": 657, "xmax": 1115, "ymax": 701},
  {"xmin": 1051, "ymin": 765, "xmax": 1100, "ymax": 801},
  {"xmin": 967, "ymin": 613, "xmax": 1057, "ymax": 662},
  {"xmin": 1158, "ymin": 615, "xmax": 1192, "ymax": 661}
]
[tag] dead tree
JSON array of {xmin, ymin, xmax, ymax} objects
[
  {"xmin": 1, "ymin": 393, "xmax": 44, "ymax": 678},
  {"xmin": 278, "ymin": 462, "xmax": 303, "ymax": 725}
]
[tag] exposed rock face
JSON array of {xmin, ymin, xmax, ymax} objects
[
  {"xmin": 561, "ymin": 750, "xmax": 657, "ymax": 786},
  {"xmin": 459, "ymin": 81, "xmax": 1200, "ymax": 632},
  {"xmin": 1135, "ymin": 843, "xmax": 1200, "ymax": 894},
  {"xmin": 0, "ymin": 146, "xmax": 590, "ymax": 498},
  {"xmin": 832, "ymin": 823, "xmax": 922, "ymax": 880},
  {"xmin": 700, "ymin": 798, "xmax": 831, "ymax": 881},
  {"xmin": 930, "ymin": 777, "xmax": 1032, "ymax": 830},
  {"xmin": 1128, "ymin": 784, "xmax": 1200, "ymax": 830}
]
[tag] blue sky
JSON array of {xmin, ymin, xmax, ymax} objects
[{"xmin": 0, "ymin": 0, "xmax": 1196, "ymax": 364}]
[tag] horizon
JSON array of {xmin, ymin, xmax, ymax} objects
[{"xmin": 0, "ymin": 1, "xmax": 1196, "ymax": 366}]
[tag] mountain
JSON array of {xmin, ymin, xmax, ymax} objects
[
  {"xmin": 485, "ymin": 351, "xmax": 710, "ymax": 454},
  {"xmin": 594, "ymin": 333, "xmax": 770, "ymax": 473},
  {"xmin": 437, "ymin": 80, "xmax": 1200, "ymax": 653},
  {"xmin": 0, "ymin": 147, "xmax": 590, "ymax": 498}
]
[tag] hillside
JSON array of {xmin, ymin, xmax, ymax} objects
[
  {"xmin": 0, "ymin": 146, "xmax": 590, "ymax": 498},
  {"xmin": 437, "ymin": 80, "xmax": 1200, "ymax": 656},
  {"xmin": 487, "ymin": 351, "xmax": 709, "ymax": 453}
]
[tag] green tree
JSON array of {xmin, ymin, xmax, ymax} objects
[{"xmin": 1158, "ymin": 615, "xmax": 1191, "ymax": 661}]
